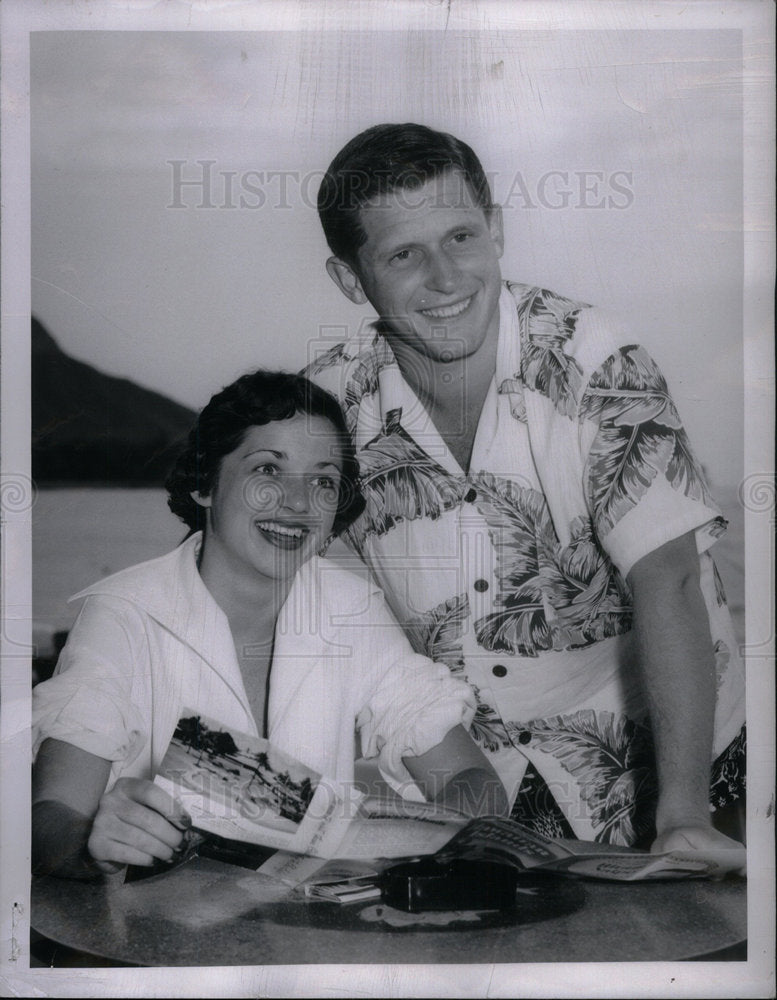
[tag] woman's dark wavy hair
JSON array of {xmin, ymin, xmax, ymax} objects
[
  {"xmin": 165, "ymin": 370, "xmax": 365, "ymax": 537},
  {"xmin": 318, "ymin": 122, "xmax": 494, "ymax": 266}
]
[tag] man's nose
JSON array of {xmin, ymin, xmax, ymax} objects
[{"xmin": 425, "ymin": 251, "xmax": 460, "ymax": 293}]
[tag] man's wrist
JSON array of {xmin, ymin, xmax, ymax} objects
[{"xmin": 655, "ymin": 799, "xmax": 714, "ymax": 837}]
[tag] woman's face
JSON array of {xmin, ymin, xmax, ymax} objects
[{"xmin": 194, "ymin": 413, "xmax": 344, "ymax": 588}]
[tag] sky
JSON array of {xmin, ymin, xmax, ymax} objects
[{"xmin": 30, "ymin": 27, "xmax": 745, "ymax": 489}]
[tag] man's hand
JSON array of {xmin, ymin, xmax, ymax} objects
[
  {"xmin": 651, "ymin": 825, "xmax": 746, "ymax": 877},
  {"xmin": 88, "ymin": 777, "xmax": 191, "ymax": 872}
]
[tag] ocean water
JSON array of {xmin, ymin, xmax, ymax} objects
[
  {"xmin": 31, "ymin": 484, "xmax": 746, "ymax": 654},
  {"xmin": 32, "ymin": 488, "xmax": 186, "ymax": 648}
]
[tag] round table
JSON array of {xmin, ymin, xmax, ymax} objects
[{"xmin": 31, "ymin": 858, "xmax": 747, "ymax": 967}]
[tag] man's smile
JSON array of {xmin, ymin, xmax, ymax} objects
[{"xmin": 418, "ymin": 294, "xmax": 474, "ymax": 320}]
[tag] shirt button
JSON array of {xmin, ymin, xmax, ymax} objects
[
  {"xmin": 516, "ymin": 730, "xmax": 532, "ymax": 745},
  {"xmin": 492, "ymin": 664, "xmax": 507, "ymax": 678},
  {"xmin": 463, "ymin": 487, "xmax": 477, "ymax": 503},
  {"xmin": 474, "ymin": 579, "xmax": 489, "ymax": 593}
]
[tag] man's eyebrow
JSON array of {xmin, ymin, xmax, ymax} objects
[{"xmin": 376, "ymin": 220, "xmax": 480, "ymax": 256}]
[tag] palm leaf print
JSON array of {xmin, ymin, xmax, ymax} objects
[
  {"xmin": 506, "ymin": 710, "xmax": 657, "ymax": 846},
  {"xmin": 712, "ymin": 560, "xmax": 728, "ymax": 607},
  {"xmin": 546, "ymin": 517, "xmax": 632, "ymax": 648},
  {"xmin": 516, "ymin": 286, "xmax": 589, "ymax": 417},
  {"xmin": 470, "ymin": 472, "xmax": 555, "ymax": 656},
  {"xmin": 404, "ymin": 594, "xmax": 510, "ymax": 752},
  {"xmin": 471, "ymin": 477, "xmax": 631, "ymax": 655},
  {"xmin": 710, "ymin": 726, "xmax": 746, "ymax": 808},
  {"xmin": 469, "ymin": 689, "xmax": 511, "ymax": 753},
  {"xmin": 305, "ymin": 342, "xmax": 351, "ymax": 376},
  {"xmin": 665, "ymin": 427, "xmax": 717, "ymax": 509},
  {"xmin": 335, "ymin": 336, "xmax": 396, "ymax": 433},
  {"xmin": 713, "ymin": 639, "xmax": 730, "ymax": 692},
  {"xmin": 521, "ymin": 341, "xmax": 584, "ymax": 418},
  {"xmin": 580, "ymin": 345, "xmax": 713, "ymax": 536},
  {"xmin": 405, "ymin": 593, "xmax": 469, "ymax": 672},
  {"xmin": 498, "ymin": 377, "xmax": 527, "ymax": 423},
  {"xmin": 344, "ymin": 410, "xmax": 466, "ymax": 549}
]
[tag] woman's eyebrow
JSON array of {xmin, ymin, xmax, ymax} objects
[{"xmin": 243, "ymin": 448, "xmax": 285, "ymax": 460}]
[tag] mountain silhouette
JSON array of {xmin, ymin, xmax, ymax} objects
[{"xmin": 32, "ymin": 317, "xmax": 196, "ymax": 484}]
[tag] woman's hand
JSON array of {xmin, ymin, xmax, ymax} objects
[
  {"xmin": 87, "ymin": 777, "xmax": 192, "ymax": 872},
  {"xmin": 403, "ymin": 725, "xmax": 509, "ymax": 818}
]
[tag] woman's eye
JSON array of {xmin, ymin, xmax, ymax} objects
[
  {"xmin": 313, "ymin": 476, "xmax": 337, "ymax": 490},
  {"xmin": 254, "ymin": 463, "xmax": 279, "ymax": 475}
]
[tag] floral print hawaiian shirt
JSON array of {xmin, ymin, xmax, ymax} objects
[{"xmin": 306, "ymin": 282, "xmax": 746, "ymax": 846}]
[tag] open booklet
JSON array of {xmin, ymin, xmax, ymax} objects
[{"xmin": 152, "ymin": 711, "xmax": 745, "ymax": 884}]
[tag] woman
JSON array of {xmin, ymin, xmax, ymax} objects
[{"xmin": 32, "ymin": 371, "xmax": 506, "ymax": 878}]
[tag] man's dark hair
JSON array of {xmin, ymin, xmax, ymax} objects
[
  {"xmin": 317, "ymin": 122, "xmax": 494, "ymax": 266},
  {"xmin": 166, "ymin": 370, "xmax": 365, "ymax": 536}
]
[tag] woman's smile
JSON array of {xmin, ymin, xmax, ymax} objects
[{"xmin": 254, "ymin": 519, "xmax": 310, "ymax": 550}]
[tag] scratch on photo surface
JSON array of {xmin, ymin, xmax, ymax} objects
[
  {"xmin": 486, "ymin": 963, "xmax": 496, "ymax": 996},
  {"xmin": 31, "ymin": 277, "xmax": 134, "ymax": 343},
  {"xmin": 7, "ymin": 902, "xmax": 22, "ymax": 963}
]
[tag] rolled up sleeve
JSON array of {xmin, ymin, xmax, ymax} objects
[
  {"xmin": 579, "ymin": 342, "xmax": 726, "ymax": 580},
  {"xmin": 346, "ymin": 588, "xmax": 476, "ymax": 791},
  {"xmin": 32, "ymin": 596, "xmax": 147, "ymax": 768}
]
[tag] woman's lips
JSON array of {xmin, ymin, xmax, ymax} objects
[{"xmin": 255, "ymin": 520, "xmax": 309, "ymax": 550}]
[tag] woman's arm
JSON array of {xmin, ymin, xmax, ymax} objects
[
  {"xmin": 32, "ymin": 738, "xmax": 190, "ymax": 877},
  {"xmin": 403, "ymin": 725, "xmax": 509, "ymax": 818}
]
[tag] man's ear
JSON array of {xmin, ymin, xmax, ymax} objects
[
  {"xmin": 190, "ymin": 490, "xmax": 212, "ymax": 509},
  {"xmin": 326, "ymin": 256, "xmax": 368, "ymax": 305},
  {"xmin": 488, "ymin": 204, "xmax": 505, "ymax": 258}
]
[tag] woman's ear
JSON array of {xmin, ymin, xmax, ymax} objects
[
  {"xmin": 326, "ymin": 256, "xmax": 368, "ymax": 305},
  {"xmin": 190, "ymin": 490, "xmax": 212, "ymax": 509}
]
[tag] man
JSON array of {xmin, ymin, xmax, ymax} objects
[{"xmin": 306, "ymin": 122, "xmax": 745, "ymax": 853}]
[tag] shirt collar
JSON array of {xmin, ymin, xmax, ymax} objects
[{"xmin": 69, "ymin": 532, "xmax": 229, "ymax": 648}]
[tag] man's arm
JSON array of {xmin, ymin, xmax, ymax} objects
[{"xmin": 627, "ymin": 530, "xmax": 742, "ymax": 853}]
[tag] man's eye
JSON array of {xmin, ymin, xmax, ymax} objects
[
  {"xmin": 390, "ymin": 248, "xmax": 414, "ymax": 265},
  {"xmin": 450, "ymin": 231, "xmax": 472, "ymax": 245}
]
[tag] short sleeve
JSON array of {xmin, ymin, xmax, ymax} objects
[
  {"xmin": 578, "ymin": 341, "xmax": 726, "ymax": 579},
  {"xmin": 32, "ymin": 596, "xmax": 148, "ymax": 766},
  {"xmin": 343, "ymin": 588, "xmax": 476, "ymax": 791}
]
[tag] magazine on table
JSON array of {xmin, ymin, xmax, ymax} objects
[{"xmin": 150, "ymin": 711, "xmax": 746, "ymax": 885}]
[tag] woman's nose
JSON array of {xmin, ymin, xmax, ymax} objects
[{"xmin": 282, "ymin": 475, "xmax": 310, "ymax": 513}]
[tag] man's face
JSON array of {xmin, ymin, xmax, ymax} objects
[{"xmin": 328, "ymin": 170, "xmax": 504, "ymax": 364}]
